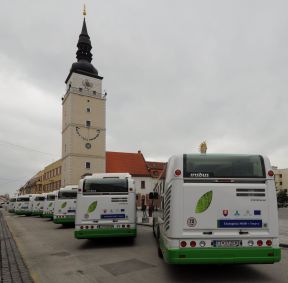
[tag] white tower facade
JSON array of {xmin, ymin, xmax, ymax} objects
[{"xmin": 61, "ymin": 18, "xmax": 106, "ymax": 187}]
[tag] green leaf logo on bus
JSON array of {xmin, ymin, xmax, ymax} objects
[
  {"xmin": 48, "ymin": 203, "xmax": 53, "ymax": 207},
  {"xmin": 61, "ymin": 202, "xmax": 67, "ymax": 209},
  {"xmin": 87, "ymin": 201, "xmax": 97, "ymax": 213},
  {"xmin": 195, "ymin": 191, "xmax": 213, "ymax": 213}
]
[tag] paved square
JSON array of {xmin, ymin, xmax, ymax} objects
[{"xmin": 101, "ymin": 258, "xmax": 155, "ymax": 276}]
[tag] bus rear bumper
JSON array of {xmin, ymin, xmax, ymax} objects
[
  {"xmin": 31, "ymin": 211, "xmax": 43, "ymax": 216},
  {"xmin": 42, "ymin": 213, "xmax": 53, "ymax": 219},
  {"xmin": 161, "ymin": 246, "xmax": 281, "ymax": 264},
  {"xmin": 53, "ymin": 216, "xmax": 75, "ymax": 224},
  {"xmin": 74, "ymin": 228, "xmax": 137, "ymax": 239}
]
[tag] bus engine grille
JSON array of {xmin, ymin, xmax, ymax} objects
[
  {"xmin": 164, "ymin": 186, "xmax": 172, "ymax": 231},
  {"xmin": 236, "ymin": 188, "xmax": 266, "ymax": 197},
  {"xmin": 111, "ymin": 198, "xmax": 128, "ymax": 202}
]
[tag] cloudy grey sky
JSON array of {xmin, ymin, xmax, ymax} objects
[{"xmin": 0, "ymin": 0, "xmax": 288, "ymax": 195}]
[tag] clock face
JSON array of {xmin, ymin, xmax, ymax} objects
[
  {"xmin": 85, "ymin": 143, "xmax": 91, "ymax": 149},
  {"xmin": 82, "ymin": 79, "xmax": 93, "ymax": 90}
]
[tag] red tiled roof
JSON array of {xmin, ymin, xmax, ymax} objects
[{"xmin": 106, "ymin": 151, "xmax": 150, "ymax": 177}]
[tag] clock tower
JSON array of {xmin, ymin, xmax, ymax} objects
[{"xmin": 61, "ymin": 16, "xmax": 106, "ymax": 187}]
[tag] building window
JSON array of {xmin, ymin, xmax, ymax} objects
[
  {"xmin": 280, "ymin": 182, "xmax": 282, "ymax": 185},
  {"xmin": 86, "ymin": 107, "xmax": 91, "ymax": 113},
  {"xmin": 280, "ymin": 174, "xmax": 282, "ymax": 178},
  {"xmin": 86, "ymin": 120, "xmax": 91, "ymax": 127},
  {"xmin": 85, "ymin": 162, "xmax": 91, "ymax": 169},
  {"xmin": 141, "ymin": 181, "xmax": 145, "ymax": 189}
]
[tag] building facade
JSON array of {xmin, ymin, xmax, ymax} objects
[
  {"xmin": 42, "ymin": 159, "xmax": 62, "ymax": 193},
  {"xmin": 273, "ymin": 167, "xmax": 288, "ymax": 192}
]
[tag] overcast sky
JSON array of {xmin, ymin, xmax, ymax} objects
[{"xmin": 0, "ymin": 0, "xmax": 288, "ymax": 195}]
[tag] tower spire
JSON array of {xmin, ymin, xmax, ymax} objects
[
  {"xmin": 83, "ymin": 4, "xmax": 87, "ymax": 16},
  {"xmin": 66, "ymin": 6, "xmax": 101, "ymax": 82}
]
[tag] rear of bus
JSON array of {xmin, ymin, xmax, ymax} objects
[
  {"xmin": 15, "ymin": 197, "xmax": 23, "ymax": 215},
  {"xmin": 53, "ymin": 186, "xmax": 77, "ymax": 225},
  {"xmin": 158, "ymin": 154, "xmax": 281, "ymax": 264},
  {"xmin": 8, "ymin": 198, "xmax": 16, "ymax": 213},
  {"xmin": 75, "ymin": 173, "xmax": 136, "ymax": 239},
  {"xmin": 15, "ymin": 196, "xmax": 30, "ymax": 215},
  {"xmin": 32, "ymin": 195, "xmax": 46, "ymax": 216},
  {"xmin": 43, "ymin": 191, "xmax": 57, "ymax": 219}
]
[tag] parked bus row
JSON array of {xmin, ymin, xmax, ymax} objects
[
  {"xmin": 7, "ymin": 173, "xmax": 137, "ymax": 239},
  {"xmin": 5, "ymin": 154, "xmax": 282, "ymax": 265}
]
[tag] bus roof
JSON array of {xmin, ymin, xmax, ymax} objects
[{"xmin": 89, "ymin": 173, "xmax": 132, "ymax": 179}]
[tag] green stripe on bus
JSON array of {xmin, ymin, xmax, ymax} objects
[
  {"xmin": 31, "ymin": 211, "xmax": 43, "ymax": 216},
  {"xmin": 53, "ymin": 216, "xmax": 75, "ymax": 224},
  {"xmin": 160, "ymin": 243, "xmax": 281, "ymax": 264},
  {"xmin": 74, "ymin": 228, "xmax": 137, "ymax": 239}
]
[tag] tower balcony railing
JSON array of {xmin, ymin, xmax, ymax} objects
[{"xmin": 63, "ymin": 87, "xmax": 107, "ymax": 101}]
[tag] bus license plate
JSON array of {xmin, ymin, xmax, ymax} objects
[
  {"xmin": 99, "ymin": 225, "xmax": 114, "ymax": 229},
  {"xmin": 212, "ymin": 240, "xmax": 242, "ymax": 248}
]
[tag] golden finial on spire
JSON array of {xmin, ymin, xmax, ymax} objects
[
  {"xmin": 83, "ymin": 4, "xmax": 87, "ymax": 16},
  {"xmin": 199, "ymin": 141, "xmax": 207, "ymax": 154}
]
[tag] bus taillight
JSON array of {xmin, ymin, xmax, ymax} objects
[
  {"xmin": 266, "ymin": 240, "xmax": 272, "ymax": 246},
  {"xmin": 257, "ymin": 240, "xmax": 263, "ymax": 247},
  {"xmin": 175, "ymin": 169, "xmax": 182, "ymax": 177},
  {"xmin": 180, "ymin": 241, "xmax": 187, "ymax": 248},
  {"xmin": 268, "ymin": 170, "xmax": 274, "ymax": 177},
  {"xmin": 190, "ymin": 241, "xmax": 196, "ymax": 248}
]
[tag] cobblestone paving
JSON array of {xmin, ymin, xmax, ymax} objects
[{"xmin": 0, "ymin": 211, "xmax": 33, "ymax": 283}]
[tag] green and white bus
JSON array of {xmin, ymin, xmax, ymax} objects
[
  {"xmin": 8, "ymin": 197, "xmax": 17, "ymax": 213},
  {"xmin": 152, "ymin": 154, "xmax": 281, "ymax": 264},
  {"xmin": 43, "ymin": 191, "xmax": 58, "ymax": 219},
  {"xmin": 53, "ymin": 186, "xmax": 77, "ymax": 225},
  {"xmin": 15, "ymin": 195, "xmax": 31, "ymax": 215},
  {"xmin": 31, "ymin": 194, "xmax": 46, "ymax": 216},
  {"xmin": 75, "ymin": 173, "xmax": 136, "ymax": 239}
]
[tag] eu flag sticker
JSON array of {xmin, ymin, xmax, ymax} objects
[{"xmin": 254, "ymin": 210, "xmax": 261, "ymax": 216}]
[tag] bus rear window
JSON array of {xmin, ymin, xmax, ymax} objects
[
  {"xmin": 83, "ymin": 179, "xmax": 128, "ymax": 195},
  {"xmin": 183, "ymin": 154, "xmax": 265, "ymax": 179},
  {"xmin": 35, "ymin": 197, "xmax": 45, "ymax": 201},
  {"xmin": 59, "ymin": 191, "xmax": 77, "ymax": 199},
  {"xmin": 47, "ymin": 195, "xmax": 56, "ymax": 201},
  {"xmin": 17, "ymin": 197, "xmax": 30, "ymax": 202}
]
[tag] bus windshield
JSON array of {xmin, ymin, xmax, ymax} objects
[
  {"xmin": 83, "ymin": 178, "xmax": 128, "ymax": 195},
  {"xmin": 59, "ymin": 191, "xmax": 77, "ymax": 199},
  {"xmin": 183, "ymin": 154, "xmax": 265, "ymax": 179},
  {"xmin": 47, "ymin": 195, "xmax": 56, "ymax": 201}
]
